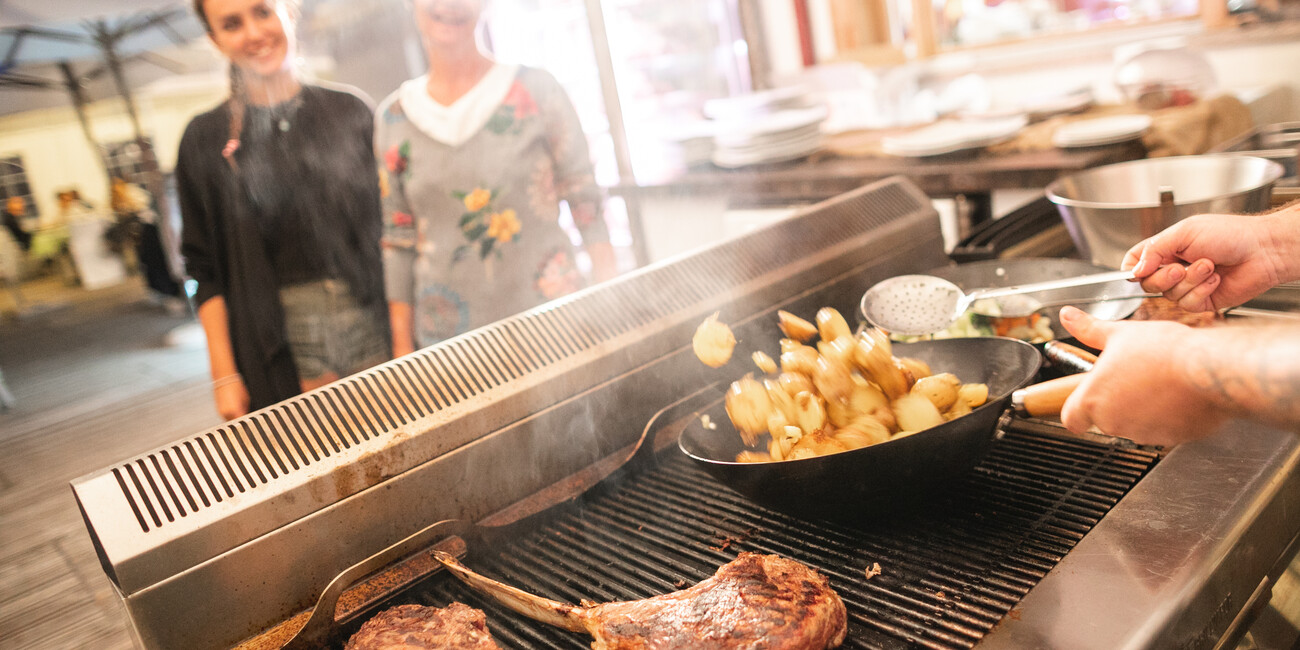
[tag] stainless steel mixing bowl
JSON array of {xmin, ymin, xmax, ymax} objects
[{"xmin": 1046, "ymin": 155, "xmax": 1283, "ymax": 268}]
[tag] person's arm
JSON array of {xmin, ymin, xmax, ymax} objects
[
  {"xmin": 176, "ymin": 123, "xmax": 248, "ymax": 420},
  {"xmin": 1122, "ymin": 201, "xmax": 1300, "ymax": 312},
  {"xmin": 1059, "ymin": 306, "xmax": 1300, "ymax": 445},
  {"xmin": 347, "ymin": 93, "xmax": 394, "ymax": 360},
  {"xmin": 197, "ymin": 296, "xmax": 249, "ymax": 420},
  {"xmin": 375, "ymin": 100, "xmax": 419, "ymax": 355},
  {"xmin": 538, "ymin": 71, "xmax": 617, "ymax": 282},
  {"xmin": 389, "ymin": 301, "xmax": 416, "ymax": 357}
]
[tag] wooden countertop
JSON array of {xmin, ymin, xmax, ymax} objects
[{"xmin": 614, "ymin": 139, "xmax": 1147, "ymax": 206}]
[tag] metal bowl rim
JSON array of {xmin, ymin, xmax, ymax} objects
[{"xmin": 1044, "ymin": 154, "xmax": 1285, "ymax": 210}]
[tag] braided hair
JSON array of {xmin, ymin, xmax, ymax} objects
[{"xmin": 223, "ymin": 63, "xmax": 245, "ymax": 171}]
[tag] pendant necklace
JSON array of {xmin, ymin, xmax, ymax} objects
[{"xmin": 271, "ymin": 93, "xmax": 303, "ymax": 134}]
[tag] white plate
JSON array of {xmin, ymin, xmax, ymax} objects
[
  {"xmin": 714, "ymin": 122, "xmax": 822, "ymax": 149},
  {"xmin": 703, "ymin": 87, "xmax": 812, "ymax": 120},
  {"xmin": 880, "ymin": 116, "xmax": 1027, "ymax": 157},
  {"xmin": 1052, "ymin": 115, "xmax": 1152, "ymax": 148},
  {"xmin": 715, "ymin": 132, "xmax": 823, "ymax": 159},
  {"xmin": 1021, "ymin": 89, "xmax": 1093, "ymax": 120},
  {"xmin": 712, "ymin": 135, "xmax": 822, "ymax": 168},
  {"xmin": 711, "ymin": 106, "xmax": 828, "ymax": 143}
]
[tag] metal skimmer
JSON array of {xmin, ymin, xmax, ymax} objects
[{"xmin": 338, "ymin": 420, "xmax": 1160, "ymax": 649}]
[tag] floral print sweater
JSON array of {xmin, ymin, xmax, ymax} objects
[{"xmin": 376, "ymin": 66, "xmax": 608, "ymax": 348}]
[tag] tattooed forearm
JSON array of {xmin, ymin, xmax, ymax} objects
[{"xmin": 1184, "ymin": 324, "xmax": 1300, "ymax": 428}]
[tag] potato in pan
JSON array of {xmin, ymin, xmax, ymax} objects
[{"xmin": 694, "ymin": 308, "xmax": 988, "ymax": 462}]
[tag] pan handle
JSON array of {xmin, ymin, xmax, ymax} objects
[
  {"xmin": 1043, "ymin": 340, "xmax": 1097, "ymax": 374},
  {"xmin": 1011, "ymin": 373, "xmax": 1084, "ymax": 417},
  {"xmin": 278, "ymin": 519, "xmax": 473, "ymax": 649}
]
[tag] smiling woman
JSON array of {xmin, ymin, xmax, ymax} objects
[{"xmin": 176, "ymin": 0, "xmax": 391, "ymax": 420}]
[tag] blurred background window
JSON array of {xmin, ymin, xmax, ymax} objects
[
  {"xmin": 0, "ymin": 156, "xmax": 35, "ymax": 223},
  {"xmin": 102, "ymin": 139, "xmax": 152, "ymax": 187},
  {"xmin": 933, "ymin": 0, "xmax": 1200, "ymax": 47}
]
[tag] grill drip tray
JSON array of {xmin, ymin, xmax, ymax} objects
[{"xmin": 335, "ymin": 418, "xmax": 1158, "ymax": 649}]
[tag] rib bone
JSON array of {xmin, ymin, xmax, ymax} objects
[{"xmin": 432, "ymin": 550, "xmax": 847, "ymax": 649}]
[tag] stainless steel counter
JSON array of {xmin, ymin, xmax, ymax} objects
[{"xmin": 982, "ymin": 419, "xmax": 1300, "ymax": 648}]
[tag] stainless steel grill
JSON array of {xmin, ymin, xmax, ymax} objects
[
  {"xmin": 74, "ymin": 176, "xmax": 951, "ymax": 648},
  {"xmin": 71, "ymin": 175, "xmax": 1300, "ymax": 650},
  {"xmin": 374, "ymin": 418, "xmax": 1160, "ymax": 649}
]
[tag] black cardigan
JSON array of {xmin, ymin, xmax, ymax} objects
[{"xmin": 176, "ymin": 84, "xmax": 388, "ymax": 410}]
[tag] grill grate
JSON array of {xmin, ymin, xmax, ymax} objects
[{"xmin": 338, "ymin": 420, "xmax": 1159, "ymax": 649}]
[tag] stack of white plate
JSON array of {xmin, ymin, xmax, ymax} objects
[
  {"xmin": 880, "ymin": 116, "xmax": 1028, "ymax": 157},
  {"xmin": 1052, "ymin": 115, "xmax": 1152, "ymax": 149},
  {"xmin": 653, "ymin": 120, "xmax": 717, "ymax": 167},
  {"xmin": 710, "ymin": 105, "xmax": 828, "ymax": 168},
  {"xmin": 700, "ymin": 87, "xmax": 828, "ymax": 168},
  {"xmin": 703, "ymin": 86, "xmax": 812, "ymax": 121},
  {"xmin": 961, "ymin": 88, "xmax": 1093, "ymax": 122}
]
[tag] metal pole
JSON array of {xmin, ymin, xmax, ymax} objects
[
  {"xmin": 57, "ymin": 61, "xmax": 111, "ymax": 174},
  {"xmin": 581, "ymin": 0, "xmax": 650, "ymax": 268},
  {"xmin": 97, "ymin": 23, "xmax": 182, "ymax": 288},
  {"xmin": 736, "ymin": 0, "xmax": 769, "ymax": 91}
]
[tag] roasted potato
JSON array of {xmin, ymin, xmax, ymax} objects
[
  {"xmin": 943, "ymin": 399, "xmax": 972, "ymax": 421},
  {"xmin": 958, "ymin": 383, "xmax": 989, "ymax": 409},
  {"xmin": 892, "ymin": 393, "xmax": 944, "ymax": 432},
  {"xmin": 854, "ymin": 328, "xmax": 912, "ymax": 399},
  {"xmin": 835, "ymin": 416, "xmax": 891, "ymax": 448},
  {"xmin": 780, "ymin": 345, "xmax": 820, "ymax": 376},
  {"xmin": 777, "ymin": 310, "xmax": 818, "ymax": 342},
  {"xmin": 816, "ymin": 307, "xmax": 852, "ymax": 342},
  {"xmin": 812, "ymin": 355, "xmax": 854, "ymax": 406},
  {"xmin": 725, "ymin": 374, "xmax": 771, "ymax": 445},
  {"xmin": 911, "ymin": 373, "xmax": 960, "ymax": 411},
  {"xmin": 898, "ymin": 357, "xmax": 932, "ymax": 380},
  {"xmin": 693, "ymin": 312, "xmax": 736, "ymax": 368},
  {"xmin": 793, "ymin": 390, "xmax": 828, "ymax": 435},
  {"xmin": 710, "ymin": 311, "xmax": 990, "ymax": 462},
  {"xmin": 791, "ymin": 430, "xmax": 849, "ymax": 457},
  {"xmin": 776, "ymin": 372, "xmax": 816, "ymax": 398}
]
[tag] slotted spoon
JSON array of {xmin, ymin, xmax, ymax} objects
[{"xmin": 859, "ymin": 269, "xmax": 1147, "ymax": 335}]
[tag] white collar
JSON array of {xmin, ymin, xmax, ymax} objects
[{"xmin": 397, "ymin": 63, "xmax": 521, "ymax": 147}]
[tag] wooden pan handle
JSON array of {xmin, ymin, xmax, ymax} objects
[{"xmin": 1012, "ymin": 373, "xmax": 1085, "ymax": 417}]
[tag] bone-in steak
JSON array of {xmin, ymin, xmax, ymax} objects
[
  {"xmin": 345, "ymin": 602, "xmax": 501, "ymax": 650},
  {"xmin": 434, "ymin": 551, "xmax": 848, "ymax": 649}
]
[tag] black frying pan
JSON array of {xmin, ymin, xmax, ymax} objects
[{"xmin": 678, "ymin": 337, "xmax": 1043, "ymax": 520}]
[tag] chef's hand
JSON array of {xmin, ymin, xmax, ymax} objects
[
  {"xmin": 1122, "ymin": 207, "xmax": 1300, "ymax": 312},
  {"xmin": 214, "ymin": 375, "xmax": 250, "ymax": 421},
  {"xmin": 1058, "ymin": 307, "xmax": 1227, "ymax": 446}
]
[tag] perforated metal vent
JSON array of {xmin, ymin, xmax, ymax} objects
[{"xmin": 106, "ymin": 179, "xmax": 926, "ymax": 533}]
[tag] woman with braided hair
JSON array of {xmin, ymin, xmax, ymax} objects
[{"xmin": 177, "ymin": 0, "xmax": 389, "ymax": 420}]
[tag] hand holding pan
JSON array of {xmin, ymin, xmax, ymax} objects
[{"xmin": 1012, "ymin": 340, "xmax": 1097, "ymax": 418}]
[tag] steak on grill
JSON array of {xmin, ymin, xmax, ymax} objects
[
  {"xmin": 345, "ymin": 602, "xmax": 501, "ymax": 649},
  {"xmin": 433, "ymin": 551, "xmax": 847, "ymax": 649}
]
